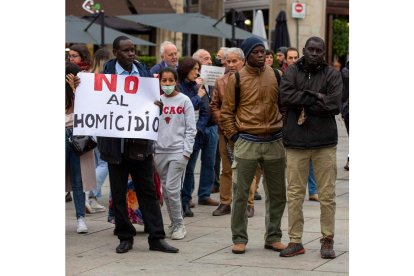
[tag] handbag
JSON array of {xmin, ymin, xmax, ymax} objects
[{"xmin": 68, "ymin": 135, "xmax": 97, "ymax": 156}]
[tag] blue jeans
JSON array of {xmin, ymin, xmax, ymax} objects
[
  {"xmin": 92, "ymin": 148, "xmax": 108, "ymax": 198},
  {"xmin": 182, "ymin": 125, "xmax": 218, "ymax": 204},
  {"xmin": 65, "ymin": 128, "xmax": 85, "ymax": 219},
  {"xmin": 308, "ymin": 160, "xmax": 317, "ymax": 195}
]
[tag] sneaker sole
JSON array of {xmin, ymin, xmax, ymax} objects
[
  {"xmin": 77, "ymin": 229, "xmax": 88, "ymax": 234},
  {"xmin": 92, "ymin": 208, "xmax": 106, "ymax": 213},
  {"xmin": 280, "ymin": 248, "xmax": 305, "ymax": 257}
]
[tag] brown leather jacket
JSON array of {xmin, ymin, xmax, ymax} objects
[
  {"xmin": 210, "ymin": 72, "xmax": 230, "ymax": 133},
  {"xmin": 220, "ymin": 64, "xmax": 284, "ymax": 139}
]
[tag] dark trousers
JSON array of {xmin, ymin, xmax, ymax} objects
[{"xmin": 108, "ymin": 155, "xmax": 165, "ymax": 243}]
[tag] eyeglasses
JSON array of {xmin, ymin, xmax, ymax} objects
[{"xmin": 68, "ymin": 54, "xmax": 80, "ymax": 59}]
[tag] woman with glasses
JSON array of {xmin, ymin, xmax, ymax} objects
[
  {"xmin": 68, "ymin": 44, "xmax": 92, "ymax": 71},
  {"xmin": 65, "ymin": 62, "xmax": 96, "ymax": 233}
]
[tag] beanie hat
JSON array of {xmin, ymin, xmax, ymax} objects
[
  {"xmin": 241, "ymin": 37, "xmax": 265, "ymax": 59},
  {"xmin": 277, "ymin": 47, "xmax": 287, "ymax": 56}
]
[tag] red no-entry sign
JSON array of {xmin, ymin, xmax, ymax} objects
[{"xmin": 292, "ymin": 2, "xmax": 306, "ymax": 19}]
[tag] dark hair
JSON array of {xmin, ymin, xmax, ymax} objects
[
  {"xmin": 159, "ymin": 67, "xmax": 178, "ymax": 81},
  {"xmin": 286, "ymin": 47, "xmax": 299, "ymax": 57},
  {"xmin": 265, "ymin": 49, "xmax": 274, "ymax": 56},
  {"xmin": 304, "ymin": 36, "xmax": 325, "ymax": 49},
  {"xmin": 113, "ymin": 36, "xmax": 131, "ymax": 50},
  {"xmin": 276, "ymin": 47, "xmax": 287, "ymax": 56},
  {"xmin": 69, "ymin": 44, "xmax": 92, "ymax": 68},
  {"xmin": 65, "ymin": 62, "xmax": 81, "ymax": 110},
  {"xmin": 177, "ymin": 57, "xmax": 200, "ymax": 82},
  {"xmin": 91, "ymin": 47, "xmax": 113, "ymax": 73}
]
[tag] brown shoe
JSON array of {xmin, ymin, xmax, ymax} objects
[
  {"xmin": 211, "ymin": 185, "xmax": 220, "ymax": 193},
  {"xmin": 232, "ymin": 243, "xmax": 246, "ymax": 254},
  {"xmin": 309, "ymin": 194, "xmax": 319, "ymax": 202},
  {"xmin": 212, "ymin": 204, "xmax": 231, "ymax": 216},
  {"xmin": 320, "ymin": 236, "xmax": 336, "ymax": 259},
  {"xmin": 189, "ymin": 199, "xmax": 195, "ymax": 208},
  {"xmin": 264, "ymin": 241, "xmax": 286, "ymax": 252},
  {"xmin": 246, "ymin": 205, "xmax": 254, "ymax": 218},
  {"xmin": 198, "ymin": 197, "xmax": 219, "ymax": 206}
]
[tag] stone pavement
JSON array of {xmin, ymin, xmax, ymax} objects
[{"xmin": 66, "ymin": 116, "xmax": 349, "ymax": 275}]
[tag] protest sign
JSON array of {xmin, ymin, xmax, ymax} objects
[
  {"xmin": 199, "ymin": 65, "xmax": 225, "ymax": 87},
  {"xmin": 73, "ymin": 72, "xmax": 160, "ymax": 140}
]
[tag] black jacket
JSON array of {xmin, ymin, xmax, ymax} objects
[
  {"xmin": 280, "ymin": 57, "xmax": 343, "ymax": 149},
  {"xmin": 97, "ymin": 59, "xmax": 154, "ymax": 164}
]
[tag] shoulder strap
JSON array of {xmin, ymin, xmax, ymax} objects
[
  {"xmin": 273, "ymin": 68, "xmax": 281, "ymax": 86},
  {"xmin": 234, "ymin": 72, "xmax": 241, "ymax": 113}
]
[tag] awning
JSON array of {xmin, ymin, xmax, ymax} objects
[
  {"xmin": 118, "ymin": 13, "xmax": 258, "ymax": 40},
  {"xmin": 82, "ymin": 15, "xmax": 152, "ymax": 34},
  {"xmin": 66, "ymin": 15, "xmax": 155, "ymax": 46}
]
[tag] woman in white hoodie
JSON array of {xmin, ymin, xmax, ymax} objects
[{"xmin": 154, "ymin": 67, "xmax": 197, "ymax": 240}]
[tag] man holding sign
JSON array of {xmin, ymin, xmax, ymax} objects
[{"xmin": 96, "ymin": 36, "xmax": 178, "ymax": 254}]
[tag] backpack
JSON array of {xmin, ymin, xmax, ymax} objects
[{"xmin": 233, "ymin": 68, "xmax": 281, "ymax": 113}]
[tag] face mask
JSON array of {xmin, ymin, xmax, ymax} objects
[{"xmin": 161, "ymin": 85, "xmax": 175, "ymax": 95}]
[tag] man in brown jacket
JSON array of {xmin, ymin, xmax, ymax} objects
[
  {"xmin": 210, "ymin": 48, "xmax": 257, "ymax": 217},
  {"xmin": 220, "ymin": 37, "xmax": 287, "ymax": 254}
]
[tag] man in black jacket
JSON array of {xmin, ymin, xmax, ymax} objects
[
  {"xmin": 279, "ymin": 37, "xmax": 342, "ymax": 259},
  {"xmin": 98, "ymin": 36, "xmax": 178, "ymax": 254}
]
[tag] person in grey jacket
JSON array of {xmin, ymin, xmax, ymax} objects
[{"xmin": 279, "ymin": 36, "xmax": 342, "ymax": 259}]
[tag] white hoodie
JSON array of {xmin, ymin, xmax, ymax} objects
[{"xmin": 155, "ymin": 93, "xmax": 197, "ymax": 157}]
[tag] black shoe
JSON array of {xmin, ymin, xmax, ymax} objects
[
  {"xmin": 183, "ymin": 204, "xmax": 194, "ymax": 217},
  {"xmin": 116, "ymin": 240, "xmax": 133, "ymax": 254},
  {"xmin": 149, "ymin": 239, "xmax": 179, "ymax": 253},
  {"xmin": 254, "ymin": 191, "xmax": 262, "ymax": 200},
  {"xmin": 65, "ymin": 192, "xmax": 72, "ymax": 202}
]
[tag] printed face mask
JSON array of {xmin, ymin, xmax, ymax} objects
[{"xmin": 161, "ymin": 85, "xmax": 175, "ymax": 95}]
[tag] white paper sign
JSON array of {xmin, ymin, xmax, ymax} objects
[
  {"xmin": 73, "ymin": 72, "xmax": 160, "ymax": 140},
  {"xmin": 200, "ymin": 65, "xmax": 225, "ymax": 87}
]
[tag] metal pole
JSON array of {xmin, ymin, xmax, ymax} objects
[
  {"xmin": 296, "ymin": 18, "xmax": 299, "ymax": 49},
  {"xmin": 231, "ymin": 9, "xmax": 235, "ymax": 46},
  {"xmin": 84, "ymin": 13, "xmax": 100, "ymax": 32},
  {"xmin": 100, "ymin": 11, "xmax": 105, "ymax": 47}
]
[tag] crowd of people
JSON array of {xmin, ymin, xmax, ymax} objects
[{"xmin": 65, "ymin": 34, "xmax": 349, "ymax": 259}]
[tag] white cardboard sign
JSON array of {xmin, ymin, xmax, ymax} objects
[{"xmin": 73, "ymin": 72, "xmax": 160, "ymax": 140}]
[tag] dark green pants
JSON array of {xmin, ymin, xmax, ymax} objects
[{"xmin": 231, "ymin": 138, "xmax": 286, "ymax": 244}]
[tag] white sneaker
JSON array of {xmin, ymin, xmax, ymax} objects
[
  {"xmin": 77, "ymin": 217, "xmax": 88, "ymax": 233},
  {"xmin": 165, "ymin": 224, "xmax": 173, "ymax": 238},
  {"xmin": 90, "ymin": 197, "xmax": 106, "ymax": 212},
  {"xmin": 171, "ymin": 223, "xmax": 187, "ymax": 240},
  {"xmin": 85, "ymin": 201, "xmax": 95, "ymax": 214}
]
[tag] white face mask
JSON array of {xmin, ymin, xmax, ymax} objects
[{"xmin": 161, "ymin": 85, "xmax": 175, "ymax": 95}]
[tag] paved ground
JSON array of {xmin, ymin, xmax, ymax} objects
[{"xmin": 66, "ymin": 116, "xmax": 349, "ymax": 275}]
